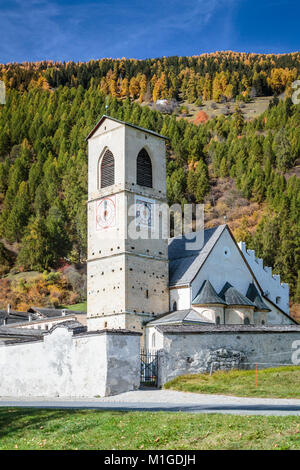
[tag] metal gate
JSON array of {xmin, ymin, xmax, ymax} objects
[{"xmin": 140, "ymin": 349, "xmax": 158, "ymax": 387}]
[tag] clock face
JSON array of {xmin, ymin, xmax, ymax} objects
[
  {"xmin": 96, "ymin": 196, "xmax": 116, "ymax": 230},
  {"xmin": 135, "ymin": 198, "xmax": 154, "ymax": 228}
]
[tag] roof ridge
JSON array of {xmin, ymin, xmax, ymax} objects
[
  {"xmin": 86, "ymin": 115, "xmax": 168, "ymax": 141},
  {"xmin": 219, "ymin": 282, "xmax": 256, "ymax": 307},
  {"xmin": 192, "ymin": 280, "xmax": 227, "ymax": 305}
]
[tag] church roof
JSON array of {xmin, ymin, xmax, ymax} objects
[
  {"xmin": 218, "ymin": 282, "xmax": 256, "ymax": 308},
  {"xmin": 86, "ymin": 115, "xmax": 168, "ymax": 141},
  {"xmin": 192, "ymin": 280, "xmax": 227, "ymax": 306},
  {"xmin": 168, "ymin": 225, "xmax": 227, "ymax": 286},
  {"xmin": 246, "ymin": 283, "xmax": 271, "ymax": 312},
  {"xmin": 148, "ymin": 309, "xmax": 213, "ymax": 326}
]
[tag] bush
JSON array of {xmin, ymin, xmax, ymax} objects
[{"xmin": 63, "ymin": 266, "xmax": 87, "ymax": 300}]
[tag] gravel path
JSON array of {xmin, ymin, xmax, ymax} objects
[{"xmin": 1, "ymin": 389, "xmax": 300, "ymax": 415}]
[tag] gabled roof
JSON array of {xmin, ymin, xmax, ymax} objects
[
  {"xmin": 246, "ymin": 283, "xmax": 271, "ymax": 312},
  {"xmin": 168, "ymin": 225, "xmax": 227, "ymax": 287},
  {"xmin": 86, "ymin": 115, "xmax": 168, "ymax": 141},
  {"xmin": 219, "ymin": 282, "xmax": 255, "ymax": 308},
  {"xmin": 192, "ymin": 280, "xmax": 227, "ymax": 306},
  {"xmin": 0, "ymin": 326, "xmax": 44, "ymax": 341},
  {"xmin": 168, "ymin": 223, "xmax": 297, "ymax": 324},
  {"xmin": 147, "ymin": 309, "xmax": 213, "ymax": 326},
  {"xmin": 46, "ymin": 320, "xmax": 86, "ymax": 335},
  {"xmin": 27, "ymin": 307, "xmax": 86, "ymax": 318},
  {"xmin": 0, "ymin": 310, "xmax": 30, "ymax": 325}
]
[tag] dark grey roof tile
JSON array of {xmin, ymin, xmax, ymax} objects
[
  {"xmin": 192, "ymin": 280, "xmax": 226, "ymax": 305},
  {"xmin": 218, "ymin": 282, "xmax": 256, "ymax": 307},
  {"xmin": 168, "ymin": 225, "xmax": 226, "ymax": 286},
  {"xmin": 148, "ymin": 309, "xmax": 213, "ymax": 325},
  {"xmin": 156, "ymin": 324, "xmax": 300, "ymax": 334},
  {"xmin": 246, "ymin": 283, "xmax": 271, "ymax": 312}
]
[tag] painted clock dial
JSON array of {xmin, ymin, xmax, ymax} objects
[
  {"xmin": 96, "ymin": 196, "xmax": 116, "ymax": 230},
  {"xmin": 135, "ymin": 198, "xmax": 153, "ymax": 228}
]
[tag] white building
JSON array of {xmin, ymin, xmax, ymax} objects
[
  {"xmin": 146, "ymin": 225, "xmax": 295, "ymax": 350},
  {"xmin": 85, "ymin": 115, "xmax": 296, "ymax": 349}
]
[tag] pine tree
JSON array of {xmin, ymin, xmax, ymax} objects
[
  {"xmin": 187, "ymin": 160, "xmax": 210, "ymax": 203},
  {"xmin": 219, "ymin": 157, "xmax": 228, "ymax": 177},
  {"xmin": 5, "ymin": 181, "xmax": 31, "ymax": 242},
  {"xmin": 272, "ymin": 127, "xmax": 293, "ymax": 172},
  {"xmin": 233, "ymin": 106, "xmax": 245, "ymax": 134}
]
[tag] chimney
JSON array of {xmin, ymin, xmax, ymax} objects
[
  {"xmin": 7, "ymin": 303, "xmax": 11, "ymax": 314},
  {"xmin": 3, "ymin": 317, "xmax": 7, "ymax": 326}
]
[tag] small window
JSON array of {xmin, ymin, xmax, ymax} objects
[
  {"xmin": 223, "ymin": 246, "xmax": 231, "ymax": 258},
  {"xmin": 100, "ymin": 149, "xmax": 115, "ymax": 188},
  {"xmin": 276, "ymin": 296, "xmax": 281, "ymax": 305},
  {"xmin": 104, "ymin": 321, "xmax": 108, "ymax": 328},
  {"xmin": 216, "ymin": 316, "xmax": 221, "ymax": 325},
  {"xmin": 152, "ymin": 333, "xmax": 156, "ymax": 348},
  {"xmin": 262, "ymin": 320, "xmax": 265, "ymax": 325},
  {"xmin": 244, "ymin": 317, "xmax": 250, "ymax": 325},
  {"xmin": 137, "ymin": 149, "xmax": 152, "ymax": 188},
  {"xmin": 172, "ymin": 301, "xmax": 177, "ymax": 311},
  {"xmin": 145, "ymin": 289, "xmax": 149, "ymax": 299}
]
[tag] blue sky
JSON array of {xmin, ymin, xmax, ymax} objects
[{"xmin": 0, "ymin": 0, "xmax": 299, "ymax": 63}]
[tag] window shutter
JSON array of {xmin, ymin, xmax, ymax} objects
[
  {"xmin": 137, "ymin": 149, "xmax": 152, "ymax": 188},
  {"xmin": 101, "ymin": 150, "xmax": 115, "ymax": 188}
]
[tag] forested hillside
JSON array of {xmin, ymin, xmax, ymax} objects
[
  {"xmin": 1, "ymin": 51, "xmax": 300, "ymax": 102},
  {"xmin": 0, "ymin": 52, "xmax": 299, "ymax": 310}
]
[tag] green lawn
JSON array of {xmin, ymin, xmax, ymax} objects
[
  {"xmin": 63, "ymin": 301, "xmax": 87, "ymax": 312},
  {"xmin": 164, "ymin": 366, "xmax": 300, "ymax": 399},
  {"xmin": 0, "ymin": 408, "xmax": 299, "ymax": 450}
]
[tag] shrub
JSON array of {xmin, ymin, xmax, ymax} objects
[{"xmin": 194, "ymin": 111, "xmax": 208, "ymax": 125}]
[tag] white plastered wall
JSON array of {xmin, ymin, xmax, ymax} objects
[{"xmin": 169, "ymin": 287, "xmax": 191, "ymax": 311}]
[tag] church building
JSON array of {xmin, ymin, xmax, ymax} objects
[
  {"xmin": 86, "ymin": 115, "xmax": 296, "ymax": 349},
  {"xmin": 0, "ymin": 114, "xmax": 298, "ymax": 399}
]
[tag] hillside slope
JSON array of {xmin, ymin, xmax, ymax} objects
[{"xmin": 0, "ymin": 57, "xmax": 299, "ymax": 312}]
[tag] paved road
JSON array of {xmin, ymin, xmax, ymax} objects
[{"xmin": 1, "ymin": 390, "xmax": 300, "ymax": 415}]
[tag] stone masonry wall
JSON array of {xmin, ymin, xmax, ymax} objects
[{"xmin": 157, "ymin": 328, "xmax": 300, "ymax": 386}]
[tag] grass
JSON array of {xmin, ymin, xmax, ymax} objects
[
  {"xmin": 63, "ymin": 301, "xmax": 87, "ymax": 312},
  {"xmin": 5, "ymin": 271, "xmax": 42, "ymax": 283},
  {"xmin": 0, "ymin": 408, "xmax": 300, "ymax": 450},
  {"xmin": 164, "ymin": 366, "xmax": 300, "ymax": 399},
  {"xmin": 179, "ymin": 96, "xmax": 271, "ymax": 122}
]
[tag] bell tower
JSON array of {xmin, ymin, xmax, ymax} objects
[{"xmin": 86, "ymin": 115, "xmax": 169, "ymax": 334}]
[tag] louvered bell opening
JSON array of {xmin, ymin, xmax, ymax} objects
[
  {"xmin": 101, "ymin": 150, "xmax": 115, "ymax": 188},
  {"xmin": 137, "ymin": 149, "xmax": 152, "ymax": 188}
]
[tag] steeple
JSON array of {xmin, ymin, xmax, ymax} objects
[{"xmin": 86, "ymin": 116, "xmax": 169, "ymax": 336}]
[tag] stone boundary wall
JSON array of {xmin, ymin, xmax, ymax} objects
[
  {"xmin": 0, "ymin": 325, "xmax": 141, "ymax": 398},
  {"xmin": 157, "ymin": 327, "xmax": 300, "ymax": 386}
]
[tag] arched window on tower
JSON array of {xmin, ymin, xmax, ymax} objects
[
  {"xmin": 172, "ymin": 301, "xmax": 177, "ymax": 312},
  {"xmin": 244, "ymin": 317, "xmax": 250, "ymax": 325},
  {"xmin": 100, "ymin": 149, "xmax": 115, "ymax": 188},
  {"xmin": 137, "ymin": 149, "xmax": 152, "ymax": 188}
]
